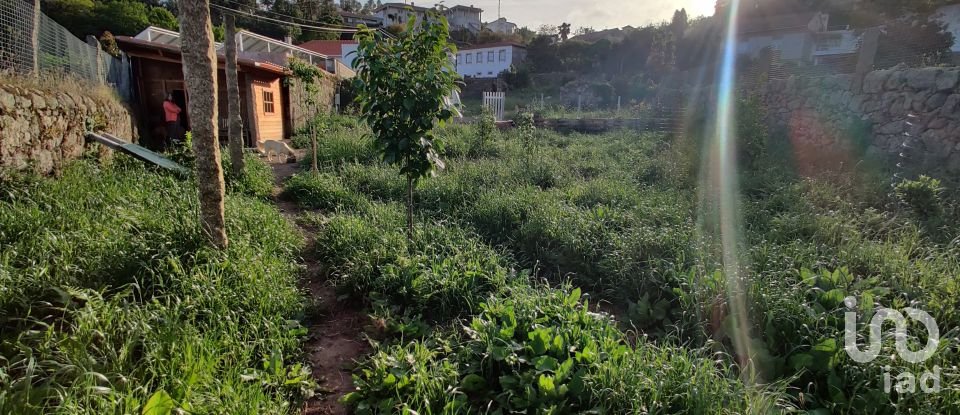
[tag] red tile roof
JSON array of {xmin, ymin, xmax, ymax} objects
[{"xmin": 298, "ymin": 40, "xmax": 358, "ymax": 57}]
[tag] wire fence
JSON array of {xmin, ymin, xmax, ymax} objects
[{"xmin": 0, "ymin": 0, "xmax": 128, "ymax": 91}]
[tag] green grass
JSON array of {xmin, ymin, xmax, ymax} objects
[
  {"xmin": 0, "ymin": 158, "xmax": 310, "ymax": 414},
  {"xmin": 280, "ymin": 112, "xmax": 960, "ymax": 413}
]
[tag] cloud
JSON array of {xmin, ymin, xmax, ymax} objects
[{"xmin": 429, "ymin": 0, "xmax": 714, "ymax": 30}]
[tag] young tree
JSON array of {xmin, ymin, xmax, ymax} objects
[
  {"xmin": 287, "ymin": 57, "xmax": 325, "ymax": 173},
  {"xmin": 224, "ymin": 13, "xmax": 244, "ymax": 177},
  {"xmin": 559, "ymin": 22, "xmax": 571, "ymax": 41},
  {"xmin": 180, "ymin": 0, "xmax": 228, "ymax": 249},
  {"xmin": 353, "ymin": 13, "xmax": 459, "ymax": 239}
]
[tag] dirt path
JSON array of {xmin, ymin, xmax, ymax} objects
[{"xmin": 268, "ymin": 159, "xmax": 370, "ymax": 415}]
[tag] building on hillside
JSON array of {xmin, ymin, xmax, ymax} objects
[
  {"xmin": 811, "ymin": 25, "xmax": 860, "ymax": 70},
  {"xmin": 375, "ymin": 2, "xmax": 429, "ymax": 27},
  {"xmin": 118, "ymin": 26, "xmax": 338, "ymax": 149},
  {"xmin": 454, "ymin": 42, "xmax": 526, "ymax": 78},
  {"xmin": 375, "ymin": 3, "xmax": 483, "ymax": 32},
  {"xmin": 444, "ymin": 5, "xmax": 483, "ymax": 33},
  {"xmin": 299, "ymin": 39, "xmax": 360, "ymax": 70},
  {"xmin": 736, "ymin": 11, "xmax": 830, "ymax": 62},
  {"xmin": 340, "ymin": 11, "xmax": 383, "ymax": 28},
  {"xmin": 485, "ymin": 17, "xmax": 517, "ymax": 35}
]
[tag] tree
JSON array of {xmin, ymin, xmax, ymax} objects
[
  {"xmin": 559, "ymin": 22, "xmax": 571, "ymax": 41},
  {"xmin": 224, "ymin": 13, "xmax": 244, "ymax": 177},
  {"xmin": 287, "ymin": 57, "xmax": 326, "ymax": 173},
  {"xmin": 179, "ymin": 0, "xmax": 228, "ymax": 249},
  {"xmin": 670, "ymin": 8, "xmax": 688, "ymax": 40},
  {"xmin": 340, "ymin": 0, "xmax": 361, "ymax": 12},
  {"xmin": 298, "ymin": 0, "xmax": 343, "ymax": 41},
  {"xmin": 361, "ymin": 0, "xmax": 376, "ymax": 13},
  {"xmin": 353, "ymin": 13, "xmax": 459, "ymax": 239}
]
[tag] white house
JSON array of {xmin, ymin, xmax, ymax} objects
[
  {"xmin": 444, "ymin": 5, "xmax": 483, "ymax": 33},
  {"xmin": 339, "ymin": 11, "xmax": 383, "ymax": 28},
  {"xmin": 485, "ymin": 17, "xmax": 517, "ymax": 35},
  {"xmin": 736, "ymin": 12, "xmax": 830, "ymax": 62},
  {"xmin": 375, "ymin": 2, "xmax": 429, "ymax": 27},
  {"xmin": 455, "ymin": 42, "xmax": 526, "ymax": 78},
  {"xmin": 812, "ymin": 26, "xmax": 859, "ymax": 67}
]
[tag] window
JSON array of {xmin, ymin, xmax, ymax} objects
[
  {"xmin": 466, "ymin": 53, "xmax": 472, "ymax": 63},
  {"xmin": 487, "ymin": 51, "xmax": 494, "ymax": 62},
  {"xmin": 457, "ymin": 54, "xmax": 462, "ymax": 64},
  {"xmin": 476, "ymin": 52, "xmax": 482, "ymax": 63},
  {"xmin": 262, "ymin": 91, "xmax": 275, "ymax": 114},
  {"xmin": 499, "ymin": 49, "xmax": 506, "ymax": 62}
]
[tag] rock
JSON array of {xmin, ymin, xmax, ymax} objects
[
  {"xmin": 906, "ymin": 68, "xmax": 939, "ymax": 90},
  {"xmin": 926, "ymin": 92, "xmax": 949, "ymax": 111},
  {"xmin": 940, "ymin": 94, "xmax": 960, "ymax": 119},
  {"xmin": 30, "ymin": 93, "xmax": 46, "ymax": 110},
  {"xmin": 885, "ymin": 71, "xmax": 905, "ymax": 90},
  {"xmin": 878, "ymin": 120, "xmax": 905, "ymax": 135},
  {"xmin": 0, "ymin": 88, "xmax": 15, "ymax": 112},
  {"xmin": 936, "ymin": 70, "xmax": 959, "ymax": 91},
  {"xmin": 928, "ymin": 117, "xmax": 949, "ymax": 130}
]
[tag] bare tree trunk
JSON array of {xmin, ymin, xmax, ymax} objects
[
  {"xmin": 225, "ymin": 14, "xmax": 245, "ymax": 177},
  {"xmin": 406, "ymin": 177, "xmax": 414, "ymax": 241},
  {"xmin": 180, "ymin": 0, "xmax": 228, "ymax": 249}
]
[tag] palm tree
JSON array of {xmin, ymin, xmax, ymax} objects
[
  {"xmin": 179, "ymin": 0, "xmax": 228, "ymax": 249},
  {"xmin": 224, "ymin": 13, "xmax": 245, "ymax": 177}
]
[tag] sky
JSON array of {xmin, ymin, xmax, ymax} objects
[{"xmin": 427, "ymin": 0, "xmax": 717, "ymax": 30}]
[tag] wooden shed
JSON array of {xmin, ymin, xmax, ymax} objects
[{"xmin": 116, "ymin": 34, "xmax": 290, "ymax": 149}]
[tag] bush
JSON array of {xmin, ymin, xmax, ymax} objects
[{"xmin": 895, "ymin": 175, "xmax": 944, "ymax": 220}]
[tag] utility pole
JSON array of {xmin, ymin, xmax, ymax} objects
[{"xmin": 498, "ymin": 0, "xmax": 501, "ymax": 19}]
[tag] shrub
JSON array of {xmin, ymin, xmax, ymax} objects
[{"xmin": 895, "ymin": 175, "xmax": 944, "ymax": 220}]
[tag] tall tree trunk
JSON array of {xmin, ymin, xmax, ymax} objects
[
  {"xmin": 180, "ymin": 0, "xmax": 228, "ymax": 249},
  {"xmin": 225, "ymin": 14, "xmax": 245, "ymax": 177}
]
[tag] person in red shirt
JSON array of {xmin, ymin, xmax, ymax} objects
[{"xmin": 163, "ymin": 94, "xmax": 182, "ymax": 144}]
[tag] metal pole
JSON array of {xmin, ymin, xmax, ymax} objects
[{"xmin": 617, "ymin": 96, "xmax": 621, "ymax": 113}]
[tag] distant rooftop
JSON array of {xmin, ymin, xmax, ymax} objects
[{"xmin": 459, "ymin": 41, "xmax": 525, "ymax": 51}]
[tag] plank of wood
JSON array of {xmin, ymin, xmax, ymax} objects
[{"xmin": 86, "ymin": 132, "xmax": 190, "ymax": 175}]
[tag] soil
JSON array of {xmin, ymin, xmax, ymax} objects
[{"xmin": 266, "ymin": 156, "xmax": 370, "ymax": 415}]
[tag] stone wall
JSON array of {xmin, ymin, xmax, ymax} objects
[
  {"xmin": 0, "ymin": 82, "xmax": 136, "ymax": 175},
  {"xmin": 287, "ymin": 74, "xmax": 338, "ymax": 134},
  {"xmin": 759, "ymin": 67, "xmax": 960, "ymax": 175}
]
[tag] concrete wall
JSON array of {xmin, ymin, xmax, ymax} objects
[
  {"xmin": 0, "ymin": 83, "xmax": 136, "ymax": 175},
  {"xmin": 759, "ymin": 67, "xmax": 960, "ymax": 175},
  {"xmin": 287, "ymin": 73, "xmax": 337, "ymax": 134}
]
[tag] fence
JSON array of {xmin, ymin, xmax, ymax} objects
[
  {"xmin": 0, "ymin": 0, "xmax": 130, "ymax": 97},
  {"xmin": 482, "ymin": 91, "xmax": 505, "ymax": 121}
]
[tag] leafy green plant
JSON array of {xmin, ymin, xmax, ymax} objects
[
  {"xmin": 895, "ymin": 175, "xmax": 944, "ymax": 220},
  {"xmin": 353, "ymin": 14, "xmax": 460, "ymax": 239},
  {"xmin": 287, "ymin": 57, "xmax": 328, "ymax": 173}
]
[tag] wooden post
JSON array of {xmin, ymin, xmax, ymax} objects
[
  {"xmin": 31, "ymin": 0, "xmax": 40, "ymax": 76},
  {"xmin": 86, "ymin": 35, "xmax": 103, "ymax": 83},
  {"xmin": 853, "ymin": 27, "xmax": 881, "ymax": 93}
]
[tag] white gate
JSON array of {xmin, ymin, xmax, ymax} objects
[{"xmin": 482, "ymin": 91, "xmax": 505, "ymax": 121}]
